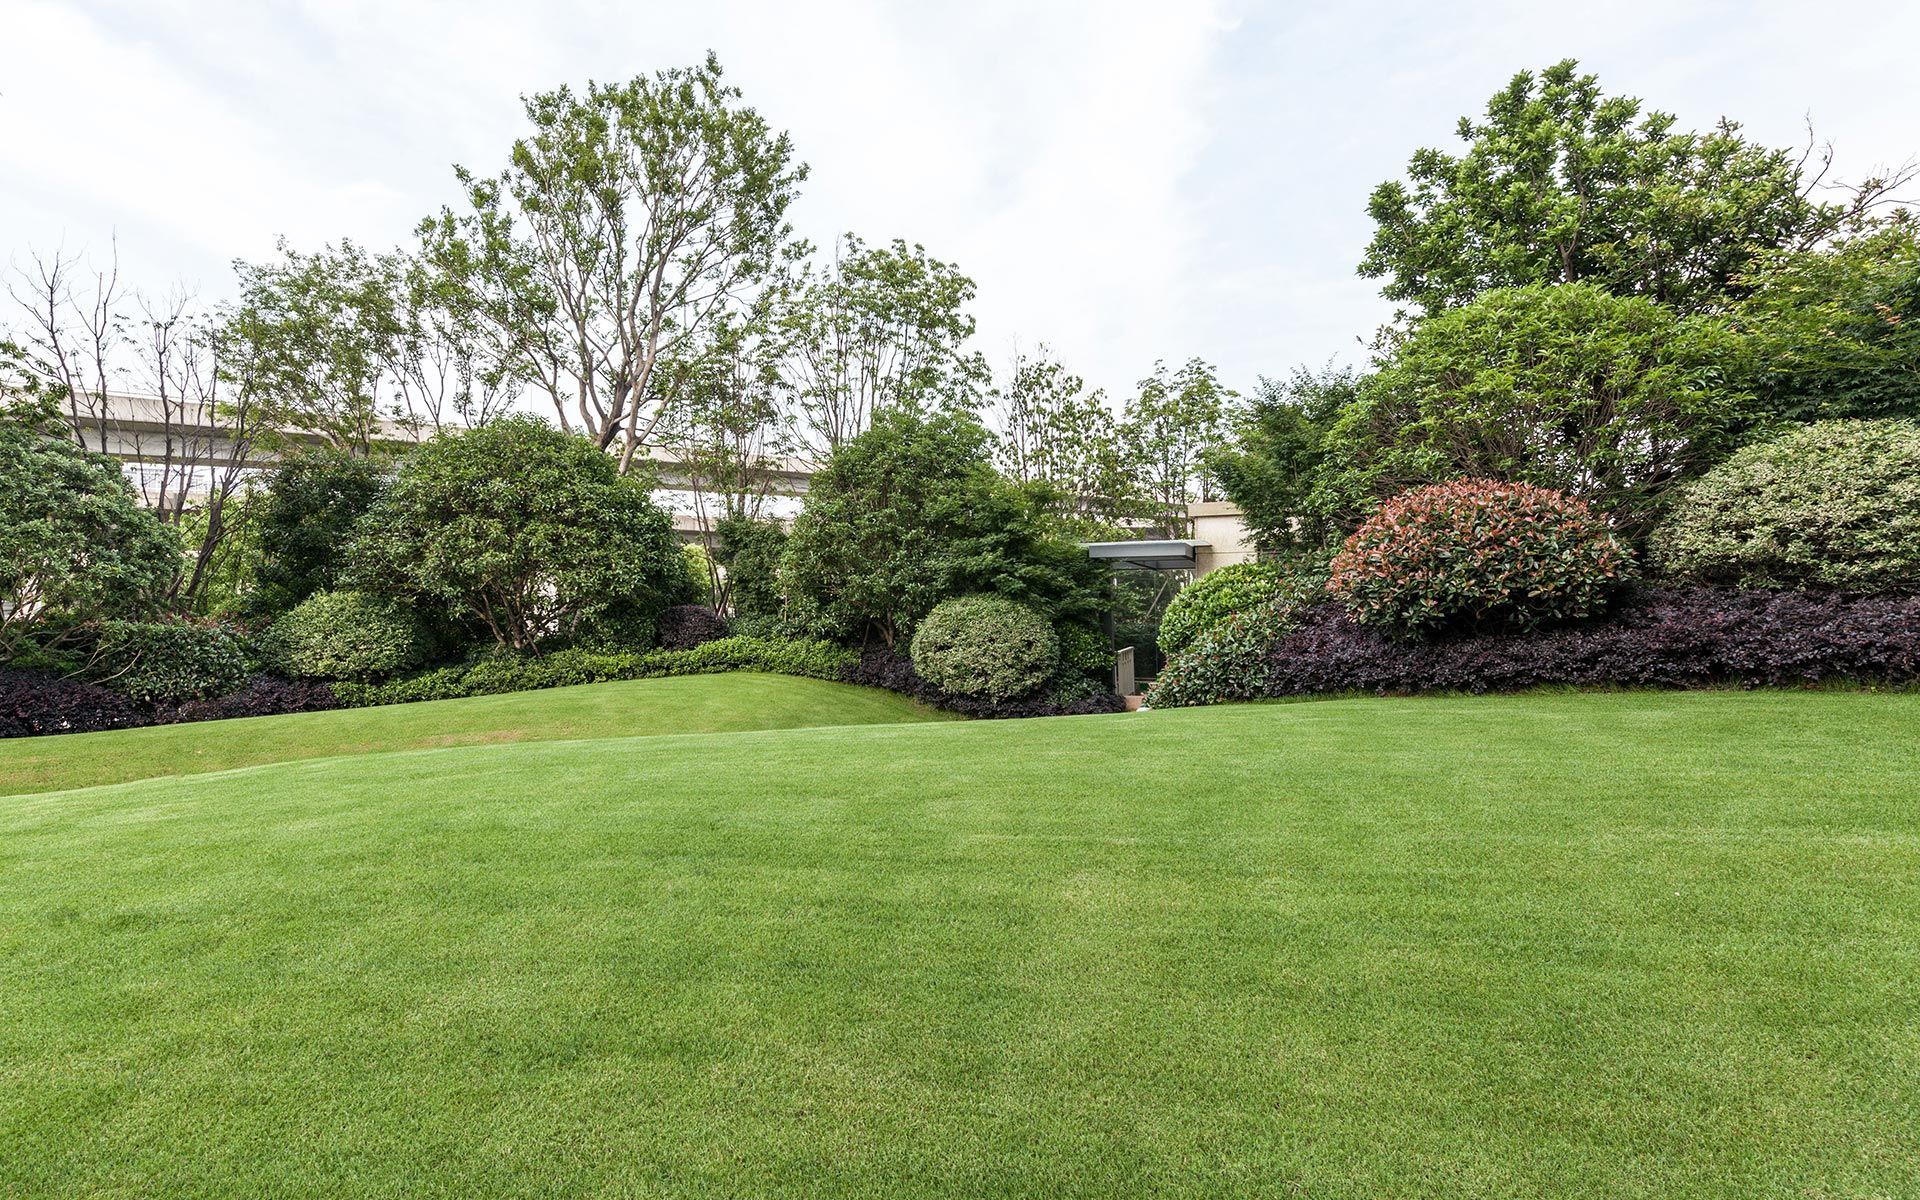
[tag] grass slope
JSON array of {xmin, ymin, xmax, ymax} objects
[
  {"xmin": 0, "ymin": 672, "xmax": 950, "ymax": 796},
  {"xmin": 3, "ymin": 691, "xmax": 1917, "ymax": 1198}
]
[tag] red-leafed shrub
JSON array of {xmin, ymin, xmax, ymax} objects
[
  {"xmin": 655, "ymin": 604, "xmax": 729, "ymax": 651},
  {"xmin": 1327, "ymin": 480, "xmax": 1630, "ymax": 635}
]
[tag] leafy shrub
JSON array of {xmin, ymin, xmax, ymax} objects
[
  {"xmin": 1055, "ymin": 621, "xmax": 1111, "ymax": 680},
  {"xmin": 1145, "ymin": 592, "xmax": 1310, "ymax": 708},
  {"xmin": 333, "ymin": 637, "xmax": 858, "ymax": 708},
  {"xmin": 1653, "ymin": 420, "xmax": 1920, "ymax": 593},
  {"xmin": 1159, "ymin": 562, "xmax": 1284, "ymax": 655},
  {"xmin": 263, "ymin": 590, "xmax": 429, "ymax": 680},
  {"xmin": 909, "ymin": 595, "xmax": 1059, "ymax": 703},
  {"xmin": 842, "ymin": 651, "xmax": 1126, "ymax": 718},
  {"xmin": 680, "ymin": 543, "xmax": 715, "ymax": 607},
  {"xmin": 657, "ymin": 604, "xmax": 729, "ymax": 651},
  {"xmin": 1263, "ymin": 589, "xmax": 1920, "ymax": 697},
  {"xmin": 0, "ymin": 667, "xmax": 145, "ymax": 737},
  {"xmin": 245, "ymin": 452, "xmax": 389, "ymax": 619},
  {"xmin": 88, "ymin": 621, "xmax": 250, "ymax": 704},
  {"xmin": 1328, "ymin": 480, "xmax": 1631, "ymax": 636}
]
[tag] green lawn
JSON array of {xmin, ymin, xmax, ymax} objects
[
  {"xmin": 0, "ymin": 672, "xmax": 950, "ymax": 796},
  {"xmin": 3, "ymin": 685, "xmax": 1916, "ymax": 1197}
]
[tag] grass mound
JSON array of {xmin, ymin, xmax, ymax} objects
[
  {"xmin": 0, "ymin": 672, "xmax": 951, "ymax": 796},
  {"xmin": 2, "ymin": 691, "xmax": 1916, "ymax": 1197}
]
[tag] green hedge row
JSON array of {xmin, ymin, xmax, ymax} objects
[{"xmin": 330, "ymin": 636, "xmax": 858, "ymax": 708}]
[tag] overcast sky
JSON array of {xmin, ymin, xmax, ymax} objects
[{"xmin": 5, "ymin": 0, "xmax": 1917, "ymax": 402}]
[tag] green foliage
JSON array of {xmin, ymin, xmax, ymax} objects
[
  {"xmin": 1054, "ymin": 621, "xmax": 1111, "ymax": 680},
  {"xmin": 332, "ymin": 636, "xmax": 856, "ymax": 708},
  {"xmin": 418, "ymin": 53, "xmax": 805, "ymax": 458},
  {"xmin": 0, "ymin": 397, "xmax": 180, "ymax": 657},
  {"xmin": 1734, "ymin": 217, "xmax": 1920, "ymax": 422},
  {"xmin": 1159, "ymin": 563, "xmax": 1286, "ymax": 657},
  {"xmin": 1361, "ymin": 59, "xmax": 1826, "ymax": 317},
  {"xmin": 88, "ymin": 620, "xmax": 249, "ymax": 704},
  {"xmin": 909, "ymin": 595, "xmax": 1060, "ymax": 703},
  {"xmin": 263, "ymin": 591, "xmax": 430, "ymax": 680},
  {"xmin": 714, "ymin": 515, "xmax": 788, "ymax": 619},
  {"xmin": 679, "ymin": 543, "xmax": 716, "ymax": 609},
  {"xmin": 1205, "ymin": 367, "xmax": 1354, "ymax": 553},
  {"xmin": 1120, "ymin": 358, "xmax": 1237, "ymax": 535},
  {"xmin": 247, "ymin": 453, "xmax": 390, "ymax": 620},
  {"xmin": 1653, "ymin": 420, "xmax": 1920, "ymax": 593},
  {"xmin": 993, "ymin": 347, "xmax": 1141, "ymax": 535},
  {"xmin": 349, "ymin": 417, "xmax": 685, "ymax": 651},
  {"xmin": 1326, "ymin": 283, "xmax": 1748, "ymax": 540},
  {"xmin": 1144, "ymin": 592, "xmax": 1308, "ymax": 709},
  {"xmin": 1328, "ymin": 480, "xmax": 1632, "ymax": 636},
  {"xmin": 781, "ymin": 410, "xmax": 1103, "ymax": 647},
  {"xmin": 776, "ymin": 233, "xmax": 989, "ymax": 449}
]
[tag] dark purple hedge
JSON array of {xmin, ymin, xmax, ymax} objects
[
  {"xmin": 0, "ymin": 669, "xmax": 338, "ymax": 739},
  {"xmin": 843, "ymin": 651, "xmax": 1126, "ymax": 718},
  {"xmin": 1264, "ymin": 587, "xmax": 1920, "ymax": 697},
  {"xmin": 655, "ymin": 604, "xmax": 730, "ymax": 651}
]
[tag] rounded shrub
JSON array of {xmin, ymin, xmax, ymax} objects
[
  {"xmin": 90, "ymin": 620, "xmax": 249, "ymax": 704},
  {"xmin": 1159, "ymin": 562, "xmax": 1284, "ymax": 655},
  {"xmin": 909, "ymin": 595, "xmax": 1059, "ymax": 702},
  {"xmin": 264, "ymin": 590, "xmax": 429, "ymax": 680},
  {"xmin": 1653, "ymin": 419, "xmax": 1920, "ymax": 593},
  {"xmin": 1145, "ymin": 592, "xmax": 1306, "ymax": 709},
  {"xmin": 1328, "ymin": 479, "xmax": 1630, "ymax": 635}
]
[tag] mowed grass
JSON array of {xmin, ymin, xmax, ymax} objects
[
  {"xmin": 3, "ymin": 689, "xmax": 1917, "ymax": 1198},
  {"xmin": 0, "ymin": 672, "xmax": 950, "ymax": 796}
]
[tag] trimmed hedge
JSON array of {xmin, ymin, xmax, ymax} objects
[
  {"xmin": 1159, "ymin": 562, "xmax": 1283, "ymax": 656},
  {"xmin": 1264, "ymin": 588, "xmax": 1920, "ymax": 697},
  {"xmin": 331, "ymin": 636, "xmax": 858, "ymax": 708},
  {"xmin": 1328, "ymin": 480, "xmax": 1630, "ymax": 635},
  {"xmin": 262, "ymin": 591, "xmax": 429, "ymax": 680},
  {"xmin": 908, "ymin": 595, "xmax": 1059, "ymax": 703},
  {"xmin": 1653, "ymin": 419, "xmax": 1920, "ymax": 593},
  {"xmin": 656, "ymin": 604, "xmax": 730, "ymax": 651},
  {"xmin": 88, "ymin": 621, "xmax": 250, "ymax": 704}
]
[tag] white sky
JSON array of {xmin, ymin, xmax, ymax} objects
[{"xmin": 4, "ymin": 0, "xmax": 1917, "ymax": 401}]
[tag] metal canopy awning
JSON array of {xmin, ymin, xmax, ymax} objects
[{"xmin": 1084, "ymin": 539, "xmax": 1210, "ymax": 571}]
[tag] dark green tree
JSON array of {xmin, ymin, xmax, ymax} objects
[
  {"xmin": 780, "ymin": 410, "xmax": 1103, "ymax": 648},
  {"xmin": 247, "ymin": 452, "xmax": 392, "ymax": 620},
  {"xmin": 1, "ymin": 395, "xmax": 180, "ymax": 657},
  {"xmin": 1733, "ymin": 215, "xmax": 1920, "ymax": 422},
  {"xmin": 349, "ymin": 417, "xmax": 686, "ymax": 651},
  {"xmin": 713, "ymin": 514, "xmax": 788, "ymax": 621},
  {"xmin": 1321, "ymin": 283, "xmax": 1749, "ymax": 542},
  {"xmin": 1205, "ymin": 366, "xmax": 1357, "ymax": 553},
  {"xmin": 1360, "ymin": 59, "xmax": 1890, "ymax": 317}
]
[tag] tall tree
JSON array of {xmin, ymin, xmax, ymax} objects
[
  {"xmin": 991, "ymin": 345, "xmax": 1138, "ymax": 534},
  {"xmin": 1120, "ymin": 358, "xmax": 1237, "ymax": 537},
  {"xmin": 1205, "ymin": 365, "xmax": 1358, "ymax": 554},
  {"xmin": 1360, "ymin": 59, "xmax": 1911, "ymax": 317},
  {"xmin": 417, "ymin": 54, "xmax": 806, "ymax": 472},
  {"xmin": 775, "ymin": 233, "xmax": 987, "ymax": 452}
]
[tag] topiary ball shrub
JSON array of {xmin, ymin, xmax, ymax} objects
[
  {"xmin": 1159, "ymin": 562, "xmax": 1285, "ymax": 655},
  {"xmin": 909, "ymin": 595, "xmax": 1060, "ymax": 703},
  {"xmin": 656, "ymin": 604, "xmax": 729, "ymax": 651},
  {"xmin": 1653, "ymin": 419, "xmax": 1920, "ymax": 593},
  {"xmin": 1145, "ymin": 589, "xmax": 1311, "ymax": 709},
  {"xmin": 1327, "ymin": 479, "xmax": 1631, "ymax": 636},
  {"xmin": 88, "ymin": 620, "xmax": 250, "ymax": 704},
  {"xmin": 264, "ymin": 590, "xmax": 429, "ymax": 680}
]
